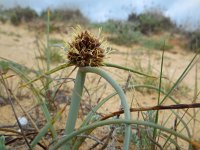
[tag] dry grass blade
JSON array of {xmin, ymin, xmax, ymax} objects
[
  {"xmin": 0, "ymin": 73, "xmax": 32, "ymax": 149},
  {"xmin": 8, "ymin": 90, "xmax": 48, "ymax": 148}
]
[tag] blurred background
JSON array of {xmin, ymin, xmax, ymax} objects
[
  {"xmin": 1, "ymin": 0, "xmax": 200, "ymax": 30},
  {"xmin": 0, "ymin": 0, "xmax": 200, "ymax": 86},
  {"xmin": 0, "ymin": 0, "xmax": 200, "ymax": 51},
  {"xmin": 0, "ymin": 1, "xmax": 200, "ymax": 149}
]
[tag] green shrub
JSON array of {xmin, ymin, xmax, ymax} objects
[
  {"xmin": 8, "ymin": 7, "xmax": 38, "ymax": 25},
  {"xmin": 40, "ymin": 9, "xmax": 88, "ymax": 23},
  {"xmin": 186, "ymin": 30, "xmax": 200, "ymax": 51},
  {"xmin": 128, "ymin": 11, "xmax": 174, "ymax": 34},
  {"xmin": 92, "ymin": 20, "xmax": 123, "ymax": 33},
  {"xmin": 0, "ymin": 8, "xmax": 7, "ymax": 23},
  {"xmin": 108, "ymin": 31, "xmax": 142, "ymax": 46},
  {"xmin": 10, "ymin": 13, "xmax": 21, "ymax": 25},
  {"xmin": 93, "ymin": 20, "xmax": 139, "ymax": 34},
  {"xmin": 128, "ymin": 13, "xmax": 139, "ymax": 22},
  {"xmin": 0, "ymin": 15, "xmax": 7, "ymax": 24},
  {"xmin": 142, "ymin": 38, "xmax": 173, "ymax": 50},
  {"xmin": 93, "ymin": 20, "xmax": 141, "ymax": 46},
  {"xmin": 18, "ymin": 7, "xmax": 38, "ymax": 21},
  {"xmin": 139, "ymin": 12, "xmax": 160, "ymax": 34}
]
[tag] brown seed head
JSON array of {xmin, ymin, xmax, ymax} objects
[{"xmin": 66, "ymin": 26, "xmax": 108, "ymax": 67}]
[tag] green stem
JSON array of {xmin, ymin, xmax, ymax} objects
[
  {"xmin": 28, "ymin": 84, "xmax": 179, "ymax": 149},
  {"xmin": 73, "ymin": 92, "xmax": 117, "ymax": 149},
  {"xmin": 63, "ymin": 68, "xmax": 86, "ymax": 149},
  {"xmin": 9, "ymin": 66, "xmax": 57, "ymax": 143},
  {"xmin": 153, "ymin": 50, "xmax": 164, "ymax": 142},
  {"xmin": 73, "ymin": 84, "xmax": 179, "ymax": 149},
  {"xmin": 103, "ymin": 62, "xmax": 157, "ymax": 78},
  {"xmin": 20, "ymin": 63, "xmax": 72, "ymax": 87},
  {"xmin": 160, "ymin": 53, "xmax": 198, "ymax": 104},
  {"xmin": 46, "ymin": 9, "xmax": 50, "ymax": 72},
  {"xmin": 163, "ymin": 109, "xmax": 192, "ymax": 148},
  {"xmin": 50, "ymin": 119, "xmax": 197, "ymax": 150},
  {"xmin": 30, "ymin": 107, "xmax": 63, "ymax": 148},
  {"xmin": 80, "ymin": 67, "xmax": 131, "ymax": 150}
]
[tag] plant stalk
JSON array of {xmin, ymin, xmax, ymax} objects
[
  {"xmin": 80, "ymin": 67, "xmax": 131, "ymax": 150},
  {"xmin": 63, "ymin": 68, "xmax": 86, "ymax": 149},
  {"xmin": 50, "ymin": 119, "xmax": 200, "ymax": 150}
]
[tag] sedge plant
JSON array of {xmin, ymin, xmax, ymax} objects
[
  {"xmin": 16, "ymin": 25, "xmax": 200, "ymax": 150},
  {"xmin": 61, "ymin": 26, "xmax": 131, "ymax": 149},
  {"xmin": 25, "ymin": 26, "xmax": 150, "ymax": 149}
]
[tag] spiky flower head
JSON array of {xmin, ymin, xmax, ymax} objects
[{"xmin": 66, "ymin": 26, "xmax": 109, "ymax": 67}]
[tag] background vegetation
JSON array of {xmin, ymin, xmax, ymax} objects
[
  {"xmin": 0, "ymin": 6, "xmax": 200, "ymax": 51},
  {"xmin": 0, "ymin": 6, "xmax": 200, "ymax": 149}
]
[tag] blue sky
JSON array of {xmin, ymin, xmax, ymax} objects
[{"xmin": 1, "ymin": 0, "xmax": 200, "ymax": 30}]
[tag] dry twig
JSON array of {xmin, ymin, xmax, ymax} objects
[{"xmin": 101, "ymin": 103, "xmax": 200, "ymax": 120}]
